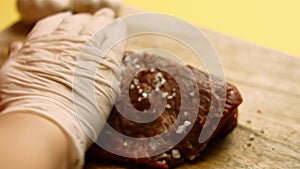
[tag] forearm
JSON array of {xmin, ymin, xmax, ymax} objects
[{"xmin": 0, "ymin": 112, "xmax": 70, "ymax": 169}]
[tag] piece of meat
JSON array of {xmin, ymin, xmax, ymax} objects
[{"xmin": 86, "ymin": 51, "xmax": 243, "ymax": 169}]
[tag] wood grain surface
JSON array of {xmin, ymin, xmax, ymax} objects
[{"xmin": 0, "ymin": 5, "xmax": 299, "ymax": 169}]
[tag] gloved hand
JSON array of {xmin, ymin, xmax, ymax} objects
[
  {"xmin": 0, "ymin": 8, "xmax": 126, "ymax": 168},
  {"xmin": 18, "ymin": 0, "xmax": 122, "ymax": 23}
]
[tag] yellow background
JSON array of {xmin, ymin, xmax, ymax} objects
[{"xmin": 1, "ymin": 0, "xmax": 299, "ymax": 57}]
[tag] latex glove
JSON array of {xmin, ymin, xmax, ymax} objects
[
  {"xmin": 18, "ymin": 0, "xmax": 122, "ymax": 23},
  {"xmin": 0, "ymin": 8, "xmax": 126, "ymax": 168}
]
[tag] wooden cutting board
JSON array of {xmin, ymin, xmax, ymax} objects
[{"xmin": 0, "ymin": 5, "xmax": 299, "ymax": 169}]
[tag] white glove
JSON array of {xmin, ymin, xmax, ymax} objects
[
  {"xmin": 0, "ymin": 8, "xmax": 126, "ymax": 168},
  {"xmin": 18, "ymin": 0, "xmax": 122, "ymax": 23}
]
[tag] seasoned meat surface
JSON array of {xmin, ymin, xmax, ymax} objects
[{"xmin": 87, "ymin": 52, "xmax": 243, "ymax": 169}]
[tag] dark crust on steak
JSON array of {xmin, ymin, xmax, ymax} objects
[{"xmin": 86, "ymin": 51, "xmax": 243, "ymax": 169}]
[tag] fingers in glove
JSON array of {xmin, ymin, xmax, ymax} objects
[
  {"xmin": 99, "ymin": 19, "xmax": 127, "ymax": 63},
  {"xmin": 52, "ymin": 13, "xmax": 92, "ymax": 35},
  {"xmin": 27, "ymin": 12, "xmax": 72, "ymax": 41},
  {"xmin": 8, "ymin": 41, "xmax": 23, "ymax": 58},
  {"xmin": 102, "ymin": 0, "xmax": 122, "ymax": 13},
  {"xmin": 80, "ymin": 8, "xmax": 115, "ymax": 36}
]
